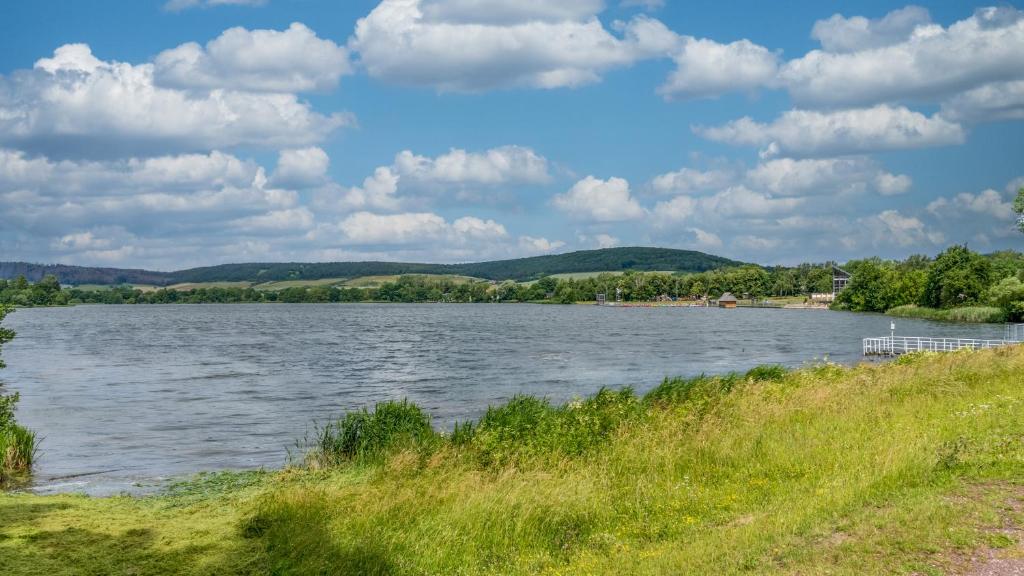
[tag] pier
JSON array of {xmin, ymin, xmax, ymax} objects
[{"xmin": 863, "ymin": 336, "xmax": 1018, "ymax": 356}]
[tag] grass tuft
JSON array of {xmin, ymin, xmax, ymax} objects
[{"xmin": 311, "ymin": 399, "xmax": 437, "ymax": 466}]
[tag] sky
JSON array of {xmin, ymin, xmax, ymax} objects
[{"xmin": 0, "ymin": 0, "xmax": 1022, "ymax": 270}]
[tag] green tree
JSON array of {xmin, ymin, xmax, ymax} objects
[
  {"xmin": 920, "ymin": 245, "xmax": 992, "ymax": 309},
  {"xmin": 988, "ymin": 276, "xmax": 1024, "ymax": 322},
  {"xmin": 1015, "ymin": 187, "xmax": 1024, "ymax": 233}
]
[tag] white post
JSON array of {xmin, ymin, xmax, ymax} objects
[{"xmin": 890, "ymin": 321, "xmax": 896, "ymax": 355}]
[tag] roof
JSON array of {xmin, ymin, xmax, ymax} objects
[
  {"xmin": 718, "ymin": 292, "xmax": 737, "ymax": 302},
  {"xmin": 832, "ymin": 265, "xmax": 851, "ymax": 278}
]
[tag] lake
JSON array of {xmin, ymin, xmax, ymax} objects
[{"xmin": 2, "ymin": 304, "xmax": 1010, "ymax": 495}]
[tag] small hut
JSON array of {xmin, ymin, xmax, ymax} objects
[{"xmin": 717, "ymin": 292, "xmax": 738, "ymax": 308}]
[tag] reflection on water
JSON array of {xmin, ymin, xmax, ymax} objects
[{"xmin": 3, "ymin": 303, "xmax": 1007, "ymax": 494}]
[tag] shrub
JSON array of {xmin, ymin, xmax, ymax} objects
[
  {"xmin": 314, "ymin": 400, "xmax": 437, "ymax": 465},
  {"xmin": 0, "ymin": 421, "xmax": 36, "ymax": 485},
  {"xmin": 887, "ymin": 304, "xmax": 1006, "ymax": 323},
  {"xmin": 744, "ymin": 364, "xmax": 788, "ymax": 382}
]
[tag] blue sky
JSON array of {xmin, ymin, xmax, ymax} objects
[{"xmin": 1, "ymin": 0, "xmax": 1021, "ymax": 269}]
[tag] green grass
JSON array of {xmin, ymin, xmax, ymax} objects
[
  {"xmin": 252, "ymin": 278, "xmax": 348, "ymax": 291},
  {"xmin": 2, "ymin": 348, "xmax": 1024, "ymax": 574},
  {"xmin": 887, "ymin": 304, "xmax": 1007, "ymax": 323},
  {"xmin": 165, "ymin": 281, "xmax": 253, "ymax": 291}
]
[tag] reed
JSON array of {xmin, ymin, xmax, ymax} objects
[{"xmin": 886, "ymin": 304, "xmax": 1006, "ymax": 323}]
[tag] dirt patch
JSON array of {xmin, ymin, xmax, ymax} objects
[{"xmin": 956, "ymin": 483, "xmax": 1024, "ymax": 576}]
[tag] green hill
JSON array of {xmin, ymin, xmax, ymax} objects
[{"xmin": 0, "ymin": 247, "xmax": 744, "ymax": 285}]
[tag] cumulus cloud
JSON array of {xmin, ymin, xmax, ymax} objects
[
  {"xmin": 927, "ymin": 188, "xmax": 1015, "ymax": 221},
  {"xmin": 518, "ymin": 235, "xmax": 566, "ymax": 254},
  {"xmin": 650, "ymin": 166, "xmax": 737, "ymax": 195},
  {"xmin": 658, "ymin": 37, "xmax": 779, "ymax": 100},
  {"xmin": 335, "ymin": 211, "xmax": 507, "ymax": 245},
  {"xmin": 552, "ymin": 176, "xmax": 646, "ymax": 221},
  {"xmin": 393, "ymin": 146, "xmax": 550, "ymax": 185},
  {"xmin": 811, "ymin": 5, "xmax": 932, "ymax": 53},
  {"xmin": 349, "ymin": 0, "xmax": 678, "ymax": 91},
  {"xmin": 696, "ymin": 105, "xmax": 965, "ymax": 157},
  {"xmin": 154, "ymin": 23, "xmax": 351, "ymax": 92},
  {"xmin": 0, "ymin": 44, "xmax": 351, "ymax": 158},
  {"xmin": 781, "ymin": 6, "xmax": 1024, "ymax": 107},
  {"xmin": 271, "ymin": 147, "xmax": 330, "ymax": 188},
  {"xmin": 745, "ymin": 157, "xmax": 911, "ymax": 197},
  {"xmin": 941, "ymin": 80, "xmax": 1024, "ymax": 123},
  {"xmin": 852, "ymin": 210, "xmax": 944, "ymax": 248}
]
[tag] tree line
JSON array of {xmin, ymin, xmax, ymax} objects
[{"xmin": 3, "ymin": 247, "xmax": 1023, "ymax": 321}]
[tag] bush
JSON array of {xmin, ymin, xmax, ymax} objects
[
  {"xmin": 0, "ymin": 422, "xmax": 36, "ymax": 484},
  {"xmin": 469, "ymin": 388, "xmax": 642, "ymax": 466},
  {"xmin": 887, "ymin": 304, "xmax": 1006, "ymax": 323},
  {"xmin": 313, "ymin": 400, "xmax": 437, "ymax": 465}
]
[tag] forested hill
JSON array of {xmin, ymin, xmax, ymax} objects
[{"xmin": 0, "ymin": 247, "xmax": 744, "ymax": 285}]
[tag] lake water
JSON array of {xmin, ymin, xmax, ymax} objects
[{"xmin": 2, "ymin": 304, "xmax": 1010, "ymax": 495}]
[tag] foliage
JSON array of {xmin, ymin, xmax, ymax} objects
[
  {"xmin": 1015, "ymin": 187, "xmax": 1024, "ymax": 233},
  {"xmin": 886, "ymin": 304, "xmax": 1006, "ymax": 324},
  {"xmin": 920, "ymin": 245, "xmax": 993, "ymax": 309},
  {"xmin": 0, "ymin": 304, "xmax": 35, "ymax": 486},
  {"xmin": 313, "ymin": 400, "xmax": 438, "ymax": 465},
  {"xmin": 986, "ymin": 275, "xmax": 1024, "ymax": 321}
]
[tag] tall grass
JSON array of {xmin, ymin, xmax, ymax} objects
[
  {"xmin": 247, "ymin": 350, "xmax": 1024, "ymax": 575},
  {"xmin": 0, "ymin": 392, "xmax": 36, "ymax": 486},
  {"xmin": 311, "ymin": 399, "xmax": 437, "ymax": 466},
  {"xmin": 0, "ymin": 422, "xmax": 36, "ymax": 486},
  {"xmin": 4, "ymin": 351, "xmax": 1024, "ymax": 575},
  {"xmin": 887, "ymin": 304, "xmax": 1006, "ymax": 323}
]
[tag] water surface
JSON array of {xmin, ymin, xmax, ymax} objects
[{"xmin": 2, "ymin": 304, "xmax": 1008, "ymax": 494}]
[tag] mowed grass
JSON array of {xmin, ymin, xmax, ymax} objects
[
  {"xmin": 165, "ymin": 281, "xmax": 253, "ymax": 291},
  {"xmin": 2, "ymin": 348, "xmax": 1024, "ymax": 575},
  {"xmin": 252, "ymin": 278, "xmax": 349, "ymax": 291}
]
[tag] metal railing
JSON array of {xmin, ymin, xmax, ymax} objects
[{"xmin": 863, "ymin": 336, "xmax": 1017, "ymax": 356}]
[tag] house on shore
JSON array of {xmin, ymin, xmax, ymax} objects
[{"xmin": 717, "ymin": 292, "xmax": 738, "ymax": 308}]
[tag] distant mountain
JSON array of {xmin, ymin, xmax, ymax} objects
[{"xmin": 0, "ymin": 247, "xmax": 745, "ymax": 285}]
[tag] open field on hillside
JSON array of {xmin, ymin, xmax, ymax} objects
[{"xmin": 2, "ymin": 347, "xmax": 1023, "ymax": 575}]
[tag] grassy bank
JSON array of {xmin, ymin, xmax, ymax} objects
[
  {"xmin": 886, "ymin": 304, "xmax": 1007, "ymax": 323},
  {"xmin": 2, "ymin": 348, "xmax": 1024, "ymax": 575}
]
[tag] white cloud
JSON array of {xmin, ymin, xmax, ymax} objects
[
  {"xmin": 518, "ymin": 235, "xmax": 566, "ymax": 254},
  {"xmin": 349, "ymin": 0, "xmax": 677, "ymax": 91},
  {"xmin": 650, "ymin": 166, "xmax": 737, "ymax": 195},
  {"xmin": 393, "ymin": 146, "xmax": 550, "ymax": 185},
  {"xmin": 231, "ymin": 207, "xmax": 315, "ymax": 232},
  {"xmin": 875, "ymin": 172, "xmax": 912, "ymax": 196},
  {"xmin": 0, "ymin": 44, "xmax": 351, "ymax": 158},
  {"xmin": 927, "ymin": 188, "xmax": 1014, "ymax": 220},
  {"xmin": 941, "ymin": 80, "xmax": 1024, "ymax": 123},
  {"xmin": 697, "ymin": 105, "xmax": 965, "ymax": 157},
  {"xmin": 333, "ymin": 211, "xmax": 508, "ymax": 246},
  {"xmin": 781, "ymin": 6, "xmax": 1024, "ymax": 107},
  {"xmin": 154, "ymin": 23, "xmax": 351, "ymax": 93},
  {"xmin": 553, "ymin": 176, "xmax": 646, "ymax": 221},
  {"xmin": 853, "ymin": 210, "xmax": 944, "ymax": 248},
  {"xmin": 593, "ymin": 233, "xmax": 619, "ymax": 248},
  {"xmin": 659, "ymin": 37, "xmax": 778, "ymax": 100},
  {"xmin": 745, "ymin": 157, "xmax": 910, "ymax": 196},
  {"xmin": 164, "ymin": 0, "xmax": 266, "ymax": 12},
  {"xmin": 689, "ymin": 228, "xmax": 722, "ymax": 249},
  {"xmin": 271, "ymin": 147, "xmax": 330, "ymax": 188},
  {"xmin": 337, "ymin": 211, "xmax": 449, "ymax": 244},
  {"xmin": 811, "ymin": 6, "xmax": 932, "ymax": 53}
]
